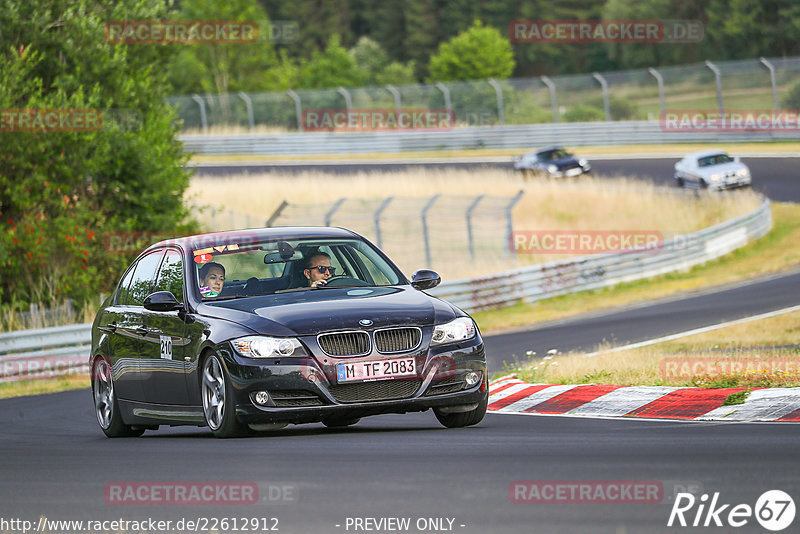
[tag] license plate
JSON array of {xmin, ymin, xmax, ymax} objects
[
  {"xmin": 566, "ymin": 168, "xmax": 583, "ymax": 176},
  {"xmin": 336, "ymin": 357, "xmax": 416, "ymax": 383}
]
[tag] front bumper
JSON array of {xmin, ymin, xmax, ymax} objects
[{"xmin": 222, "ymin": 336, "xmax": 487, "ymax": 425}]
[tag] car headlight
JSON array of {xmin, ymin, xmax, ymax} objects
[
  {"xmin": 431, "ymin": 317, "xmax": 476, "ymax": 346},
  {"xmin": 710, "ymin": 174, "xmax": 721, "ymax": 181},
  {"xmin": 578, "ymin": 158, "xmax": 588, "ymax": 166},
  {"xmin": 547, "ymin": 164, "xmax": 558, "ymax": 173},
  {"xmin": 737, "ymin": 168, "xmax": 749, "ymax": 177},
  {"xmin": 231, "ymin": 336, "xmax": 304, "ymax": 358}
]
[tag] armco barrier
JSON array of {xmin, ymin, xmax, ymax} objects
[
  {"xmin": 179, "ymin": 121, "xmax": 800, "ymax": 156},
  {"xmin": 428, "ymin": 198, "xmax": 772, "ymax": 312},
  {"xmin": 0, "ymin": 198, "xmax": 772, "ymax": 373},
  {"xmin": 0, "ymin": 323, "xmax": 91, "ymax": 382}
]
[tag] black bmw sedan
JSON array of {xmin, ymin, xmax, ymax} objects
[{"xmin": 91, "ymin": 227, "xmax": 488, "ymax": 438}]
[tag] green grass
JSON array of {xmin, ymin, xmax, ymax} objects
[
  {"xmin": 0, "ymin": 375, "xmax": 88, "ymax": 399},
  {"xmin": 723, "ymin": 389, "xmax": 751, "ymax": 405}
]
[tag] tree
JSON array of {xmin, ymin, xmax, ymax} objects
[
  {"xmin": 427, "ymin": 20, "xmax": 515, "ymax": 82},
  {"xmin": 298, "ymin": 34, "xmax": 365, "ymax": 88},
  {"xmin": 0, "ymin": 0, "xmax": 195, "ymax": 306},
  {"xmin": 166, "ymin": 0, "xmax": 278, "ymax": 94}
]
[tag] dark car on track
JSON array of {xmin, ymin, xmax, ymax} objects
[
  {"xmin": 513, "ymin": 146, "xmax": 591, "ymax": 179},
  {"xmin": 90, "ymin": 227, "xmax": 488, "ymax": 438}
]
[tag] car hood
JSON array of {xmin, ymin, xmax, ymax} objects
[
  {"xmin": 552, "ymin": 156, "xmax": 580, "ymax": 169},
  {"xmin": 699, "ymin": 161, "xmax": 747, "ymax": 176},
  {"xmin": 197, "ymin": 286, "xmax": 460, "ymax": 336}
]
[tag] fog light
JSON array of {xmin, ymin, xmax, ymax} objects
[
  {"xmin": 465, "ymin": 371, "xmax": 481, "ymax": 387},
  {"xmin": 254, "ymin": 391, "xmax": 271, "ymax": 405}
]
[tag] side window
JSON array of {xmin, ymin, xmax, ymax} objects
[
  {"xmin": 155, "ymin": 249, "xmax": 184, "ymax": 303},
  {"xmin": 127, "ymin": 251, "xmax": 165, "ymax": 306},
  {"xmin": 116, "ymin": 265, "xmax": 137, "ymax": 305}
]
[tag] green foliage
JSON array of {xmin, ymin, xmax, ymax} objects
[
  {"xmin": 299, "ymin": 34, "xmax": 365, "ymax": 89},
  {"xmin": 166, "ymin": 0, "xmax": 277, "ymax": 94},
  {"xmin": 0, "ymin": 0, "xmax": 196, "ymax": 306},
  {"xmin": 427, "ymin": 20, "xmax": 515, "ymax": 82},
  {"xmin": 349, "ymin": 37, "xmax": 416, "ymax": 86},
  {"xmin": 781, "ymin": 78, "xmax": 800, "ymax": 109},
  {"xmin": 563, "ymin": 104, "xmax": 606, "ymax": 122}
]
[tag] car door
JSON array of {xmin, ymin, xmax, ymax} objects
[
  {"xmin": 108, "ymin": 250, "xmax": 165, "ymax": 402},
  {"xmin": 140, "ymin": 248, "xmax": 192, "ymax": 405}
]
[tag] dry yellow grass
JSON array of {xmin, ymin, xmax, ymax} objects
[
  {"xmin": 509, "ymin": 310, "xmax": 800, "ymax": 387},
  {"xmin": 0, "ymin": 374, "xmax": 88, "ymax": 399},
  {"xmin": 187, "ymin": 169, "xmax": 761, "ymax": 280}
]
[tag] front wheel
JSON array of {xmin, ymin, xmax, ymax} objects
[
  {"xmin": 433, "ymin": 392, "xmax": 488, "ymax": 428},
  {"xmin": 202, "ymin": 353, "xmax": 251, "ymax": 438},
  {"xmin": 93, "ymin": 358, "xmax": 144, "ymax": 438}
]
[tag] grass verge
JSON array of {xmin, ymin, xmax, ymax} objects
[
  {"xmin": 0, "ymin": 375, "xmax": 88, "ymax": 400},
  {"xmin": 475, "ymin": 202, "xmax": 800, "ymax": 333},
  {"xmin": 503, "ymin": 310, "xmax": 800, "ymax": 388}
]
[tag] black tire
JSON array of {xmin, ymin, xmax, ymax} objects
[
  {"xmin": 201, "ymin": 353, "xmax": 251, "ymax": 438},
  {"xmin": 699, "ymin": 179, "xmax": 708, "ymax": 189},
  {"xmin": 322, "ymin": 417, "xmax": 361, "ymax": 428},
  {"xmin": 433, "ymin": 392, "xmax": 488, "ymax": 428},
  {"xmin": 676, "ymin": 176, "xmax": 685, "ymax": 188},
  {"xmin": 92, "ymin": 357, "xmax": 144, "ymax": 438}
]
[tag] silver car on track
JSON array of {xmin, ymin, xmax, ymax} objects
[{"xmin": 674, "ymin": 149, "xmax": 751, "ymax": 190}]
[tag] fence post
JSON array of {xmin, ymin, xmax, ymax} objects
[
  {"xmin": 705, "ymin": 60, "xmax": 724, "ymax": 116},
  {"xmin": 191, "ymin": 94, "xmax": 208, "ymax": 133},
  {"xmin": 237, "ymin": 91, "xmax": 255, "ymax": 131},
  {"xmin": 592, "ymin": 72, "xmax": 611, "ymax": 121},
  {"xmin": 647, "ymin": 67, "xmax": 666, "ymax": 117},
  {"xmin": 337, "ymin": 87, "xmax": 353, "ymax": 112},
  {"xmin": 373, "ymin": 196, "xmax": 394, "ymax": 249},
  {"xmin": 325, "ymin": 198, "xmax": 347, "ymax": 226},
  {"xmin": 266, "ymin": 200, "xmax": 289, "ymax": 227},
  {"xmin": 421, "ymin": 194, "xmax": 441, "ymax": 267},
  {"xmin": 385, "ymin": 85, "xmax": 402, "ymax": 115},
  {"xmin": 487, "ymin": 78, "xmax": 505, "ymax": 125},
  {"xmin": 759, "ymin": 57, "xmax": 779, "ymax": 111},
  {"xmin": 465, "ymin": 194, "xmax": 485, "ymax": 260},
  {"xmin": 540, "ymin": 76, "xmax": 558, "ymax": 123},
  {"xmin": 504, "ymin": 191, "xmax": 524, "ymax": 255},
  {"xmin": 287, "ymin": 89, "xmax": 303, "ymax": 131},
  {"xmin": 435, "ymin": 82, "xmax": 452, "ymax": 114}
]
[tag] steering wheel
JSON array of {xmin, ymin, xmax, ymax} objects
[{"xmin": 321, "ymin": 275, "xmax": 369, "ymax": 287}]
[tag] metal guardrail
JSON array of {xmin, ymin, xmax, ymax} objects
[
  {"xmin": 179, "ymin": 121, "xmax": 800, "ymax": 156},
  {"xmin": 428, "ymin": 198, "xmax": 772, "ymax": 312},
  {"xmin": 0, "ymin": 323, "xmax": 91, "ymax": 382},
  {"xmin": 0, "ymin": 198, "xmax": 772, "ymax": 375}
]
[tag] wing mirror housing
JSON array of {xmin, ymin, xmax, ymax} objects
[
  {"xmin": 144, "ymin": 291, "xmax": 182, "ymax": 312},
  {"xmin": 411, "ymin": 269, "xmax": 441, "ymax": 291}
]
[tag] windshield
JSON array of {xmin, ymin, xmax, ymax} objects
[
  {"xmin": 192, "ymin": 237, "xmax": 403, "ymax": 300},
  {"xmin": 698, "ymin": 154, "xmax": 733, "ymax": 167},
  {"xmin": 537, "ymin": 148, "xmax": 569, "ymax": 161}
]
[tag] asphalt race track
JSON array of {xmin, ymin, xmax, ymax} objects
[
  {"xmin": 0, "ymin": 389, "xmax": 798, "ymax": 534},
  {"xmin": 1, "ymin": 155, "xmax": 798, "ymax": 534},
  {"xmin": 191, "ymin": 155, "xmax": 800, "ymax": 202}
]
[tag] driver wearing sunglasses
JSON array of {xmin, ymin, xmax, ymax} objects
[{"xmin": 304, "ymin": 252, "xmax": 336, "ymax": 288}]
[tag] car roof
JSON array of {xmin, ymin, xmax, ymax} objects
[
  {"xmin": 685, "ymin": 149, "xmax": 730, "ymax": 159},
  {"xmin": 535, "ymin": 145, "xmax": 566, "ymax": 153},
  {"xmin": 145, "ymin": 226, "xmax": 361, "ymax": 254}
]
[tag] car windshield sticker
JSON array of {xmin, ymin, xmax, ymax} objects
[
  {"xmin": 194, "ymin": 244, "xmax": 240, "ymax": 256},
  {"xmin": 194, "ymin": 253, "xmax": 213, "ymax": 264}
]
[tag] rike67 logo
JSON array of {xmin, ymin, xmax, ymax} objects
[{"xmin": 668, "ymin": 490, "xmax": 795, "ymax": 531}]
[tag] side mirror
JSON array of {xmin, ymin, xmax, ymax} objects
[
  {"xmin": 411, "ymin": 269, "xmax": 441, "ymax": 290},
  {"xmin": 144, "ymin": 291, "xmax": 182, "ymax": 312}
]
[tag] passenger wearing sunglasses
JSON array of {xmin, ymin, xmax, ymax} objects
[{"xmin": 303, "ymin": 252, "xmax": 336, "ymax": 288}]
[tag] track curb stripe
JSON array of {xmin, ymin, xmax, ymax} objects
[{"xmin": 487, "ymin": 380, "xmax": 800, "ymax": 422}]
